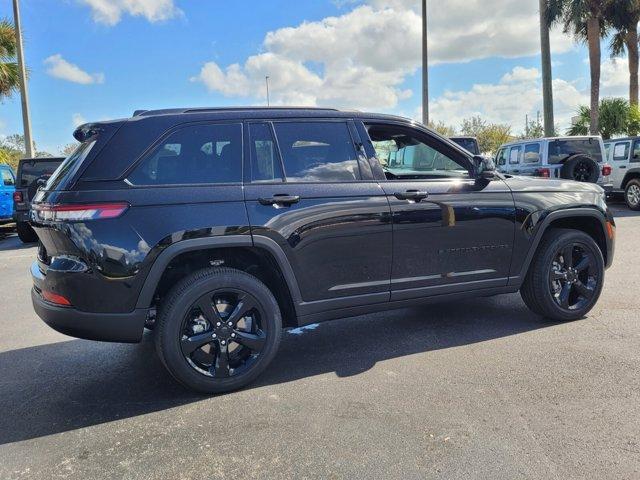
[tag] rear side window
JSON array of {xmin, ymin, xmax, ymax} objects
[
  {"xmin": 273, "ymin": 122, "xmax": 360, "ymax": 182},
  {"xmin": 548, "ymin": 138, "xmax": 603, "ymax": 164},
  {"xmin": 128, "ymin": 123, "xmax": 242, "ymax": 185},
  {"xmin": 1, "ymin": 169, "xmax": 15, "ymax": 186},
  {"xmin": 523, "ymin": 143, "xmax": 541, "ymax": 163},
  {"xmin": 612, "ymin": 142, "xmax": 630, "ymax": 161}
]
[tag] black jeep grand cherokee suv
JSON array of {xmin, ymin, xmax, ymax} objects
[{"xmin": 31, "ymin": 107, "xmax": 615, "ymax": 393}]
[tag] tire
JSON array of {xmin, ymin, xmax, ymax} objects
[
  {"xmin": 560, "ymin": 155, "xmax": 600, "ymax": 183},
  {"xmin": 155, "ymin": 267, "xmax": 282, "ymax": 394},
  {"xmin": 521, "ymin": 228, "xmax": 604, "ymax": 322},
  {"xmin": 16, "ymin": 221, "xmax": 38, "ymax": 243},
  {"xmin": 624, "ymin": 179, "xmax": 640, "ymax": 210}
]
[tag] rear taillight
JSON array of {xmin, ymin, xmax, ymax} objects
[
  {"xmin": 13, "ymin": 191, "xmax": 23, "ymax": 203},
  {"xmin": 602, "ymin": 164, "xmax": 612, "ymax": 176},
  {"xmin": 535, "ymin": 168, "xmax": 551, "ymax": 178},
  {"xmin": 33, "ymin": 202, "xmax": 129, "ymax": 222}
]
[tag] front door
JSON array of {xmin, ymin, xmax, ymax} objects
[
  {"xmin": 359, "ymin": 121, "xmax": 516, "ymax": 301},
  {"xmin": 610, "ymin": 140, "xmax": 632, "ymax": 189},
  {"xmin": 244, "ymin": 120, "xmax": 392, "ymax": 316}
]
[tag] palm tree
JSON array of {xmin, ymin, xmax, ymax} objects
[
  {"xmin": 606, "ymin": 0, "xmax": 640, "ymax": 106},
  {"xmin": 567, "ymin": 97, "xmax": 630, "ymax": 139},
  {"xmin": 0, "ymin": 18, "xmax": 19, "ymax": 100},
  {"xmin": 546, "ymin": 0, "xmax": 610, "ymax": 135}
]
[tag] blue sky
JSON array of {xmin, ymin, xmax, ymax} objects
[{"xmin": 0, "ymin": 0, "xmax": 630, "ymax": 154}]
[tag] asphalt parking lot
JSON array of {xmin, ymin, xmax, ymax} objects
[{"xmin": 0, "ymin": 203, "xmax": 639, "ymax": 480}]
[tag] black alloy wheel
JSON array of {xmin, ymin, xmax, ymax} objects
[
  {"xmin": 572, "ymin": 159, "xmax": 595, "ymax": 182},
  {"xmin": 155, "ymin": 268, "xmax": 282, "ymax": 394},
  {"xmin": 520, "ymin": 228, "xmax": 604, "ymax": 321},
  {"xmin": 549, "ymin": 243, "xmax": 598, "ymax": 311},
  {"xmin": 180, "ymin": 289, "xmax": 266, "ymax": 378}
]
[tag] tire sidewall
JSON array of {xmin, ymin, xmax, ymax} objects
[
  {"xmin": 157, "ymin": 269, "xmax": 282, "ymax": 394},
  {"xmin": 625, "ymin": 180, "xmax": 640, "ymax": 210},
  {"xmin": 537, "ymin": 231, "xmax": 605, "ymax": 321},
  {"xmin": 560, "ymin": 155, "xmax": 599, "ymax": 183}
]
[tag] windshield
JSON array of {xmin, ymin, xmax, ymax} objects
[
  {"xmin": 548, "ymin": 138, "xmax": 603, "ymax": 164},
  {"xmin": 45, "ymin": 140, "xmax": 96, "ymax": 191}
]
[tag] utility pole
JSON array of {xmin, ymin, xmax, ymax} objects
[
  {"xmin": 539, "ymin": 0, "xmax": 555, "ymax": 136},
  {"xmin": 265, "ymin": 76, "xmax": 270, "ymax": 107},
  {"xmin": 421, "ymin": 0, "xmax": 429, "ymax": 126},
  {"xmin": 12, "ymin": 0, "xmax": 35, "ymax": 158}
]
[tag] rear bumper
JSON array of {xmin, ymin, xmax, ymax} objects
[{"xmin": 31, "ymin": 288, "xmax": 147, "ymax": 343}]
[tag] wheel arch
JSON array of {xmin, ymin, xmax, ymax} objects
[
  {"xmin": 136, "ymin": 236, "xmax": 302, "ymax": 328},
  {"xmin": 513, "ymin": 208, "xmax": 613, "ymax": 286},
  {"xmin": 621, "ymin": 169, "xmax": 640, "ymax": 189}
]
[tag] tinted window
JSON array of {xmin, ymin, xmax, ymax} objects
[
  {"xmin": 367, "ymin": 124, "xmax": 469, "ymax": 180},
  {"xmin": 451, "ymin": 138, "xmax": 479, "ymax": 155},
  {"xmin": 523, "ymin": 143, "xmax": 541, "ymax": 163},
  {"xmin": 249, "ymin": 123, "xmax": 283, "ymax": 183},
  {"xmin": 496, "ymin": 148, "xmax": 508, "ymax": 166},
  {"xmin": 45, "ymin": 143, "xmax": 94, "ymax": 191},
  {"xmin": 274, "ymin": 122, "xmax": 360, "ymax": 182},
  {"xmin": 612, "ymin": 142, "xmax": 630, "ymax": 161},
  {"xmin": 129, "ymin": 123, "xmax": 242, "ymax": 185},
  {"xmin": 1, "ymin": 169, "xmax": 15, "ymax": 186},
  {"xmin": 548, "ymin": 138, "xmax": 603, "ymax": 164},
  {"xmin": 19, "ymin": 160, "xmax": 62, "ymax": 188},
  {"xmin": 509, "ymin": 146, "xmax": 522, "ymax": 164},
  {"xmin": 632, "ymin": 140, "xmax": 640, "ymax": 163}
]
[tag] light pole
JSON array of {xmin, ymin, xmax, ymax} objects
[
  {"xmin": 421, "ymin": 0, "xmax": 429, "ymax": 126},
  {"xmin": 12, "ymin": 0, "xmax": 35, "ymax": 158},
  {"xmin": 265, "ymin": 76, "xmax": 270, "ymax": 107},
  {"xmin": 539, "ymin": 0, "xmax": 555, "ymax": 136}
]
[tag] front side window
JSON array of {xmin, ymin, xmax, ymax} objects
[
  {"xmin": 509, "ymin": 146, "xmax": 522, "ymax": 164},
  {"xmin": 613, "ymin": 142, "xmax": 630, "ymax": 161},
  {"xmin": 523, "ymin": 143, "xmax": 541, "ymax": 163},
  {"xmin": 548, "ymin": 138, "xmax": 603, "ymax": 164},
  {"xmin": 367, "ymin": 123, "xmax": 469, "ymax": 180},
  {"xmin": 496, "ymin": 148, "xmax": 508, "ymax": 166},
  {"xmin": 1, "ymin": 169, "xmax": 15, "ymax": 186},
  {"xmin": 273, "ymin": 122, "xmax": 360, "ymax": 182},
  {"xmin": 128, "ymin": 123, "xmax": 242, "ymax": 185},
  {"xmin": 631, "ymin": 140, "xmax": 640, "ymax": 163}
]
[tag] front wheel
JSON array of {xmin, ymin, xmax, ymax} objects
[
  {"xmin": 625, "ymin": 179, "xmax": 640, "ymax": 210},
  {"xmin": 521, "ymin": 229, "xmax": 605, "ymax": 322},
  {"xmin": 155, "ymin": 268, "xmax": 282, "ymax": 394}
]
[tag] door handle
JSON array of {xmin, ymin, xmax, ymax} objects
[
  {"xmin": 258, "ymin": 194, "xmax": 300, "ymax": 207},
  {"xmin": 620, "ymin": 165, "xmax": 627, "ymax": 169},
  {"xmin": 394, "ymin": 190, "xmax": 429, "ymax": 202}
]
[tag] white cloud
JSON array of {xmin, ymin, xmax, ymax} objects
[
  {"xmin": 427, "ymin": 66, "xmax": 589, "ymax": 132},
  {"xmin": 72, "ymin": 113, "xmax": 87, "ymax": 128},
  {"xmin": 78, "ymin": 0, "xmax": 181, "ymax": 26},
  {"xmin": 191, "ymin": 0, "xmax": 574, "ymax": 111},
  {"xmin": 44, "ymin": 54, "xmax": 105, "ymax": 85}
]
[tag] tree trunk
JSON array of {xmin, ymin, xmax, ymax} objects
[
  {"xmin": 587, "ymin": 17, "xmax": 601, "ymax": 135},
  {"xmin": 627, "ymin": 28, "xmax": 639, "ymax": 106},
  {"xmin": 539, "ymin": 0, "xmax": 555, "ymax": 136}
]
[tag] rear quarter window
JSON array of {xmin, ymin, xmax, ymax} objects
[{"xmin": 128, "ymin": 123, "xmax": 242, "ymax": 185}]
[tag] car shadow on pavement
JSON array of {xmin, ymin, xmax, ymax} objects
[{"xmin": 0, "ymin": 294, "xmax": 558, "ymax": 446}]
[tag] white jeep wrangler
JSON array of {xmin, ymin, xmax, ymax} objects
[{"xmin": 604, "ymin": 137, "xmax": 640, "ymax": 210}]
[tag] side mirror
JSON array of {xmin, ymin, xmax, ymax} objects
[{"xmin": 473, "ymin": 155, "xmax": 497, "ymax": 179}]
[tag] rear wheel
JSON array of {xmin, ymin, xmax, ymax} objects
[
  {"xmin": 625, "ymin": 179, "xmax": 640, "ymax": 210},
  {"xmin": 521, "ymin": 229, "xmax": 604, "ymax": 321},
  {"xmin": 155, "ymin": 267, "xmax": 282, "ymax": 394},
  {"xmin": 16, "ymin": 221, "xmax": 38, "ymax": 243}
]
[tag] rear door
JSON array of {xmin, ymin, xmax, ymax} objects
[
  {"xmin": 359, "ymin": 121, "xmax": 515, "ymax": 301},
  {"xmin": 0, "ymin": 167, "xmax": 15, "ymax": 220},
  {"xmin": 610, "ymin": 140, "xmax": 632, "ymax": 188},
  {"xmin": 244, "ymin": 119, "xmax": 392, "ymax": 316}
]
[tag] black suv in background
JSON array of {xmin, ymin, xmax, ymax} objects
[
  {"xmin": 30, "ymin": 108, "xmax": 615, "ymax": 393},
  {"xmin": 13, "ymin": 157, "xmax": 64, "ymax": 242}
]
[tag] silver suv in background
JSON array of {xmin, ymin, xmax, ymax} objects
[
  {"xmin": 495, "ymin": 136, "xmax": 612, "ymax": 191},
  {"xmin": 603, "ymin": 137, "xmax": 640, "ymax": 210}
]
